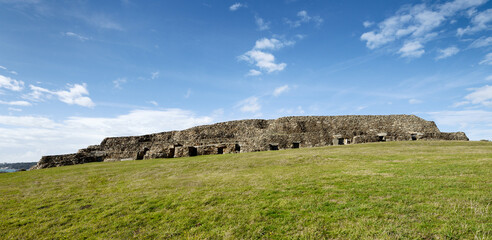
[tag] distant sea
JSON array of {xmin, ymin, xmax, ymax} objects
[{"xmin": 0, "ymin": 162, "xmax": 37, "ymax": 173}]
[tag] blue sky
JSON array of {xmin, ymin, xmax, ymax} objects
[{"xmin": 0, "ymin": 0, "xmax": 491, "ymax": 163}]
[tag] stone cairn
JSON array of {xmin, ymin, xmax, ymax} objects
[{"xmin": 31, "ymin": 115, "xmax": 468, "ymax": 169}]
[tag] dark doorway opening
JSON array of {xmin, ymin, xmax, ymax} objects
[
  {"xmin": 292, "ymin": 142, "xmax": 300, "ymax": 149},
  {"xmin": 338, "ymin": 138, "xmax": 344, "ymax": 145},
  {"xmin": 269, "ymin": 144, "xmax": 279, "ymax": 151},
  {"xmin": 411, "ymin": 134, "xmax": 417, "ymax": 141},
  {"xmin": 136, "ymin": 148, "xmax": 149, "ymax": 160},
  {"xmin": 235, "ymin": 144, "xmax": 241, "ymax": 153},
  {"xmin": 188, "ymin": 147, "xmax": 197, "ymax": 157},
  {"xmin": 169, "ymin": 148, "xmax": 175, "ymax": 158},
  {"xmin": 378, "ymin": 136, "xmax": 386, "ymax": 142},
  {"xmin": 217, "ymin": 147, "xmax": 224, "ymax": 154}
]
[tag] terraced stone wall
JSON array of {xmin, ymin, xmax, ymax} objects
[{"xmin": 31, "ymin": 115, "xmax": 468, "ymax": 169}]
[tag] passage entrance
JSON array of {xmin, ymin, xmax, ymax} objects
[{"xmin": 188, "ymin": 147, "xmax": 197, "ymax": 157}]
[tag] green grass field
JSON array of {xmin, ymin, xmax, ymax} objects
[{"xmin": 1, "ymin": 141, "xmax": 491, "ymax": 239}]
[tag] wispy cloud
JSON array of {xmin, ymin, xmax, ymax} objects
[
  {"xmin": 363, "ymin": 21, "xmax": 374, "ymax": 28},
  {"xmin": 0, "ymin": 75, "xmax": 24, "ymax": 91},
  {"xmin": 25, "ymin": 83, "xmax": 95, "ymax": 107},
  {"xmin": 464, "ymin": 85, "xmax": 492, "ymax": 107},
  {"xmin": 254, "ymin": 38, "xmax": 295, "ymax": 50},
  {"xmin": 236, "ymin": 96, "xmax": 261, "ymax": 113},
  {"xmin": 229, "ymin": 3, "xmax": 245, "ymax": 11},
  {"xmin": 408, "ymin": 98, "xmax": 422, "ymax": 104},
  {"xmin": 184, "ymin": 89, "xmax": 192, "ymax": 98},
  {"xmin": 0, "ymin": 65, "xmax": 18, "ymax": 75},
  {"xmin": 74, "ymin": 13, "xmax": 123, "ymax": 31},
  {"xmin": 0, "ymin": 109, "xmax": 214, "ymax": 163},
  {"xmin": 255, "ymin": 16, "xmax": 270, "ymax": 31},
  {"xmin": 63, "ymin": 31, "xmax": 89, "ymax": 41},
  {"xmin": 151, "ymin": 71, "xmax": 159, "ymax": 80},
  {"xmin": 426, "ymin": 110, "xmax": 492, "ymax": 140},
  {"xmin": 0, "ymin": 100, "xmax": 31, "ymax": 106},
  {"xmin": 436, "ymin": 46, "xmax": 459, "ymax": 60},
  {"xmin": 8, "ymin": 107, "xmax": 22, "ymax": 112},
  {"xmin": 148, "ymin": 100, "xmax": 158, "ymax": 106},
  {"xmin": 457, "ymin": 9, "xmax": 492, "ymax": 36},
  {"xmin": 361, "ymin": 0, "xmax": 487, "ymax": 57},
  {"xmin": 479, "ymin": 52, "xmax": 492, "ymax": 65},
  {"xmin": 113, "ymin": 78, "xmax": 127, "ymax": 89},
  {"xmin": 273, "ymin": 85, "xmax": 290, "ymax": 97},
  {"xmin": 469, "ymin": 36, "xmax": 492, "ymax": 48},
  {"xmin": 247, "ymin": 69, "xmax": 262, "ymax": 76},
  {"xmin": 285, "ymin": 10, "xmax": 323, "ymax": 28},
  {"xmin": 398, "ymin": 41, "xmax": 425, "ymax": 58}
]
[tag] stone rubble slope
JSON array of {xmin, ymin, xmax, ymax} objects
[{"xmin": 31, "ymin": 115, "xmax": 468, "ymax": 169}]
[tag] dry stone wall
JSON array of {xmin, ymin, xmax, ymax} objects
[{"xmin": 31, "ymin": 115, "xmax": 468, "ymax": 169}]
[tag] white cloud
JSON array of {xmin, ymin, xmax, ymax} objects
[
  {"xmin": 148, "ymin": 100, "xmax": 158, "ymax": 106},
  {"xmin": 0, "ymin": 75, "xmax": 24, "ymax": 91},
  {"xmin": 236, "ymin": 96, "xmax": 261, "ymax": 113},
  {"xmin": 398, "ymin": 41, "xmax": 425, "ymax": 58},
  {"xmin": 0, "ymin": 115, "xmax": 58, "ymax": 128},
  {"xmin": 8, "ymin": 107, "xmax": 22, "ymax": 112},
  {"xmin": 426, "ymin": 110, "xmax": 492, "ymax": 141},
  {"xmin": 0, "ymin": 66, "xmax": 18, "ymax": 75},
  {"xmin": 464, "ymin": 85, "xmax": 492, "ymax": 106},
  {"xmin": 452, "ymin": 101, "xmax": 469, "ymax": 107},
  {"xmin": 25, "ymin": 83, "xmax": 95, "ymax": 107},
  {"xmin": 479, "ymin": 52, "xmax": 492, "ymax": 65},
  {"xmin": 83, "ymin": 14, "xmax": 123, "ymax": 31},
  {"xmin": 273, "ymin": 85, "xmax": 290, "ymax": 97},
  {"xmin": 184, "ymin": 89, "xmax": 192, "ymax": 98},
  {"xmin": 240, "ymin": 37, "xmax": 295, "ymax": 74},
  {"xmin": 151, "ymin": 71, "xmax": 159, "ymax": 80},
  {"xmin": 361, "ymin": 0, "xmax": 487, "ymax": 51},
  {"xmin": 63, "ymin": 32, "xmax": 89, "ymax": 41},
  {"xmin": 469, "ymin": 36, "xmax": 492, "ymax": 48},
  {"xmin": 113, "ymin": 78, "xmax": 127, "ymax": 89},
  {"xmin": 286, "ymin": 10, "xmax": 323, "ymax": 28},
  {"xmin": 240, "ymin": 50, "xmax": 286, "ymax": 73},
  {"xmin": 0, "ymin": 100, "xmax": 31, "ymax": 106},
  {"xmin": 247, "ymin": 69, "xmax": 262, "ymax": 76},
  {"xmin": 277, "ymin": 106, "xmax": 305, "ymax": 115},
  {"xmin": 409, "ymin": 98, "xmax": 422, "ymax": 104},
  {"xmin": 363, "ymin": 21, "xmax": 374, "ymax": 28},
  {"xmin": 55, "ymin": 84, "xmax": 94, "ymax": 107},
  {"xmin": 436, "ymin": 46, "xmax": 459, "ymax": 60},
  {"xmin": 255, "ymin": 16, "xmax": 270, "ymax": 31},
  {"xmin": 0, "ymin": 109, "xmax": 214, "ymax": 163},
  {"xmin": 254, "ymin": 38, "xmax": 294, "ymax": 50},
  {"xmin": 457, "ymin": 8, "xmax": 492, "ymax": 36},
  {"xmin": 229, "ymin": 3, "xmax": 245, "ymax": 11},
  {"xmin": 486, "ymin": 75, "xmax": 492, "ymax": 81}
]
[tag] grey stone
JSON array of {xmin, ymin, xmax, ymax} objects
[{"xmin": 30, "ymin": 115, "xmax": 468, "ymax": 169}]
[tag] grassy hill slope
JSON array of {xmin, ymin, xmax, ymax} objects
[{"xmin": 1, "ymin": 141, "xmax": 491, "ymax": 239}]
